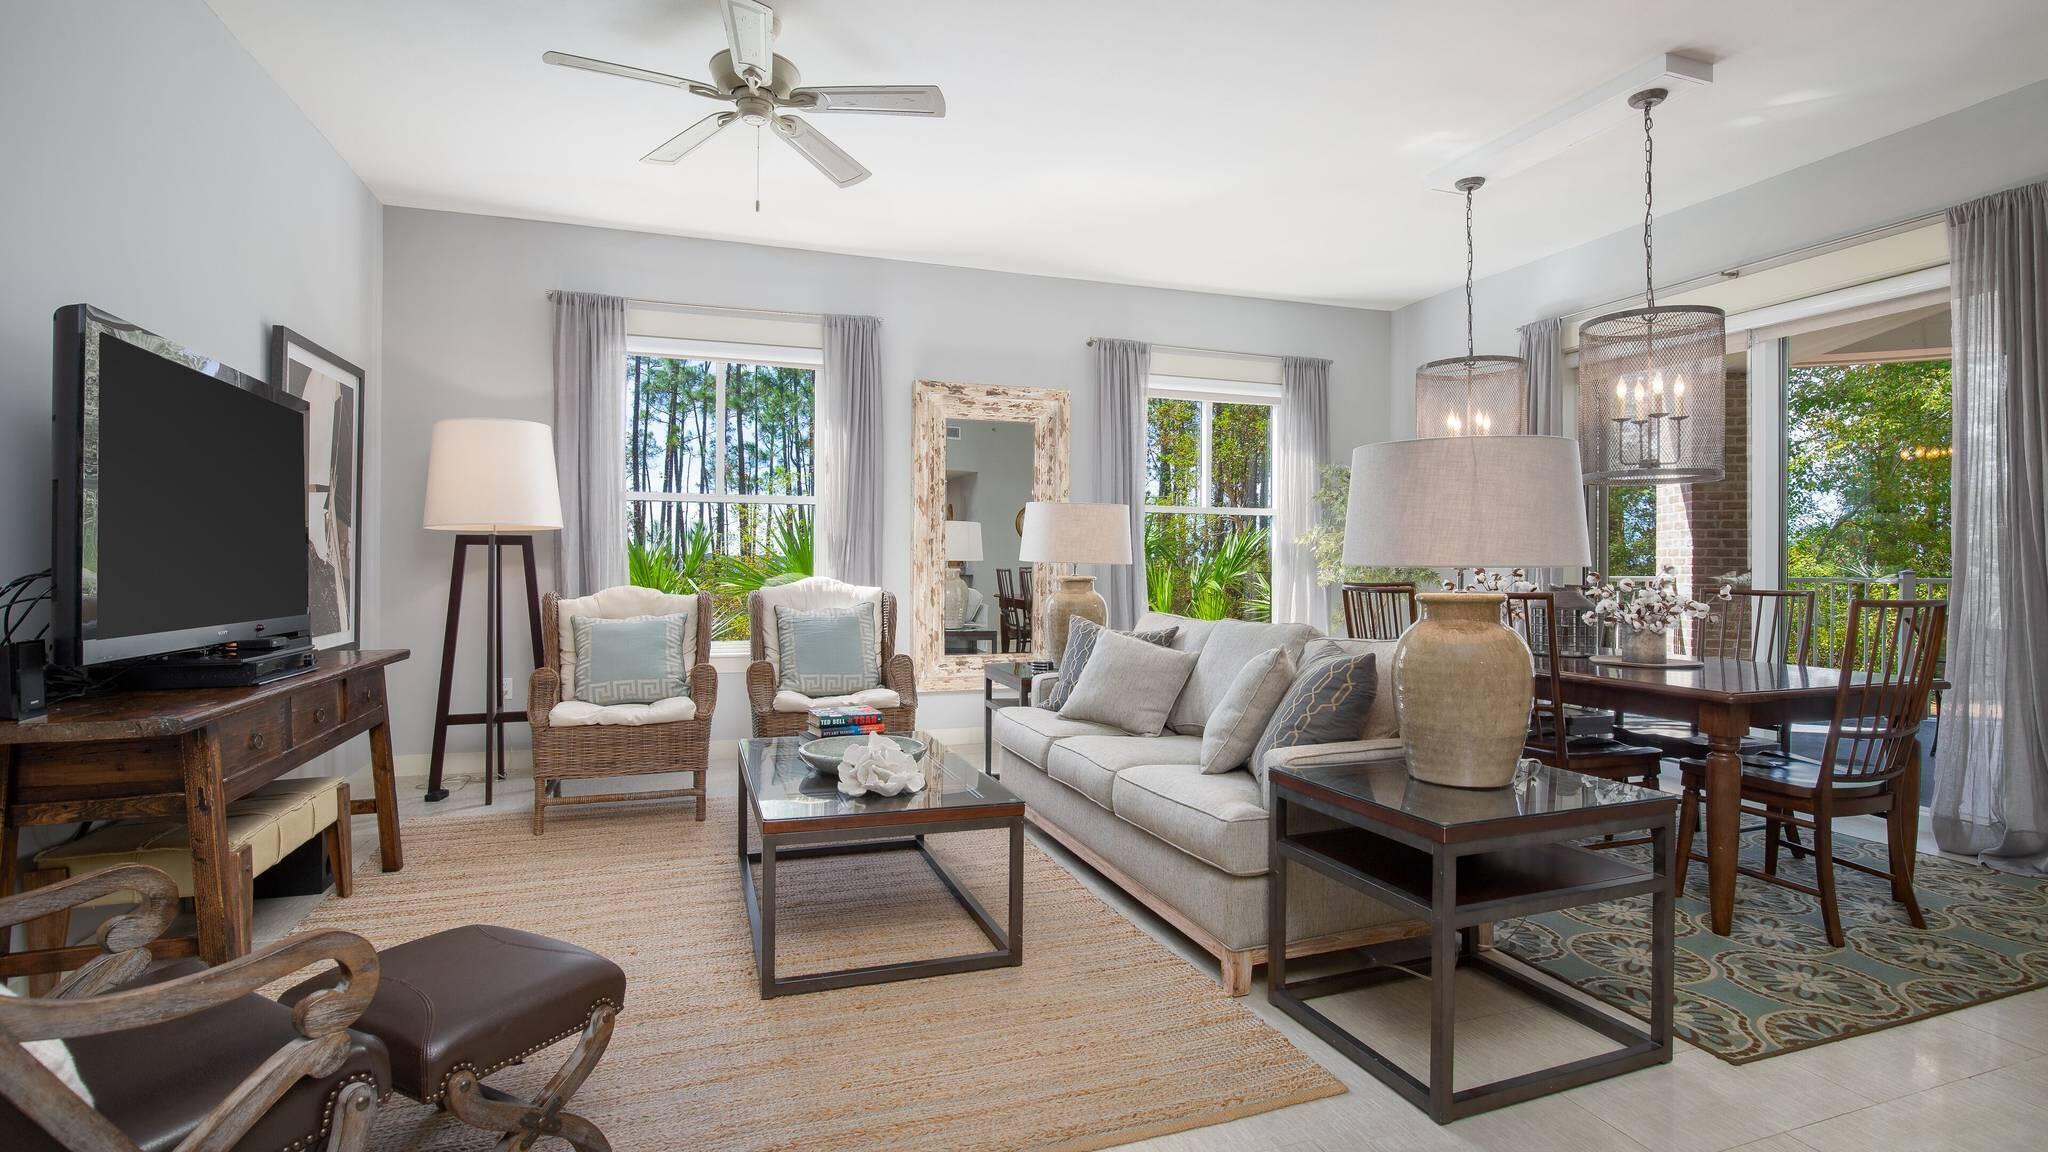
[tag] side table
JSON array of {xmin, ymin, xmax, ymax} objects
[
  {"xmin": 1268, "ymin": 759, "xmax": 1675, "ymax": 1124},
  {"xmin": 982, "ymin": 660, "xmax": 1041, "ymax": 773}
]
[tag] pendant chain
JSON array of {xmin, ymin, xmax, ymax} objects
[
  {"xmin": 1643, "ymin": 100, "xmax": 1656, "ymax": 309},
  {"xmin": 1464, "ymin": 184, "xmax": 1476, "ymax": 360}
]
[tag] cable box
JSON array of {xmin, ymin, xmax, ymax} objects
[{"xmin": 127, "ymin": 638, "xmax": 317, "ymax": 690}]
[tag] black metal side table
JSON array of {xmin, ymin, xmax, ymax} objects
[
  {"xmin": 1268, "ymin": 759, "xmax": 1676, "ymax": 1124},
  {"xmin": 982, "ymin": 660, "xmax": 1041, "ymax": 773}
]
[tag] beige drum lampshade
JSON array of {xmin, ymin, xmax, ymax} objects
[
  {"xmin": 1018, "ymin": 502, "xmax": 1132, "ymax": 565},
  {"xmin": 944, "ymin": 520, "xmax": 985, "ymax": 562},
  {"xmin": 422, "ymin": 418, "xmax": 564, "ymax": 533}
]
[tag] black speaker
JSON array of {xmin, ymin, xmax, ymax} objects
[{"xmin": 4, "ymin": 639, "xmax": 48, "ymax": 722}]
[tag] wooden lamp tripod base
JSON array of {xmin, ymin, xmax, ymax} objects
[{"xmin": 425, "ymin": 533, "xmax": 544, "ymax": 804}]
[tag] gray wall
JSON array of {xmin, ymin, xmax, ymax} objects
[
  {"xmin": 1387, "ymin": 77, "xmax": 2048, "ymax": 437},
  {"xmin": 380, "ymin": 207, "xmax": 1392, "ymax": 760}
]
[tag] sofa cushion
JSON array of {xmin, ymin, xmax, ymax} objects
[
  {"xmin": 1250, "ymin": 650, "xmax": 1379, "ymax": 787},
  {"xmin": 992, "ymin": 707, "xmax": 1123, "ymax": 764},
  {"xmin": 1043, "ymin": 617, "xmax": 1179, "ymax": 712},
  {"xmin": 771, "ymin": 686, "xmax": 902, "ymax": 713},
  {"xmin": 1302, "ymin": 637, "xmax": 1402, "ymax": 739},
  {"xmin": 556, "ymin": 585, "xmax": 698, "ymax": 700},
  {"xmin": 1200, "ymin": 647, "xmax": 1296, "ymax": 774},
  {"xmin": 1137, "ymin": 611, "xmax": 1217, "ymax": 655},
  {"xmin": 1046, "ymin": 734, "xmax": 1203, "ymax": 810},
  {"xmin": 550, "ymin": 696, "xmax": 697, "ymax": 727},
  {"xmin": 1057, "ymin": 629, "xmax": 1199, "ymax": 736},
  {"xmin": 1167, "ymin": 618, "xmax": 1321, "ymax": 735},
  {"xmin": 1113, "ymin": 764, "xmax": 1268, "ymax": 877}
]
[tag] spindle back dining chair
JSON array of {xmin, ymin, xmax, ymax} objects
[{"xmin": 1341, "ymin": 582, "xmax": 1418, "ymax": 640}]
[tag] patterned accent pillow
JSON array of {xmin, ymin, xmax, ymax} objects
[
  {"xmin": 1249, "ymin": 651, "xmax": 1378, "ymax": 787},
  {"xmin": 1043, "ymin": 616, "xmax": 1180, "ymax": 712},
  {"xmin": 775, "ymin": 604, "xmax": 882, "ymax": 695},
  {"xmin": 572, "ymin": 614, "xmax": 689, "ymax": 705}
]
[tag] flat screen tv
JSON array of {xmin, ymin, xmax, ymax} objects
[{"xmin": 51, "ymin": 304, "xmax": 310, "ymax": 667}]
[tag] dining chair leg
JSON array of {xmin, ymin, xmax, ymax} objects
[
  {"xmin": 1763, "ymin": 806, "xmax": 1783, "ymax": 877},
  {"xmin": 1886, "ymin": 786, "xmax": 1927, "ymax": 929},
  {"xmin": 1674, "ymin": 786, "xmax": 1699, "ymax": 894},
  {"xmin": 1782, "ymin": 821, "xmax": 1808, "ymax": 861},
  {"xmin": 1813, "ymin": 816, "xmax": 1844, "ymax": 949}
]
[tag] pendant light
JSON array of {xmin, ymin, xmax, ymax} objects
[
  {"xmin": 1578, "ymin": 89, "xmax": 1726, "ymax": 484},
  {"xmin": 1415, "ymin": 176, "xmax": 1527, "ymax": 437}
]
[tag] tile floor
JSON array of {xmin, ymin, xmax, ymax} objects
[{"xmin": 262, "ymin": 731, "xmax": 2047, "ymax": 1152}]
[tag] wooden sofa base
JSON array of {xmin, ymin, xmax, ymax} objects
[{"xmin": 1024, "ymin": 809, "xmax": 1428, "ymax": 997}]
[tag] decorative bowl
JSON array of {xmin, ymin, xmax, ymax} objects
[{"xmin": 797, "ymin": 734, "xmax": 927, "ymax": 777}]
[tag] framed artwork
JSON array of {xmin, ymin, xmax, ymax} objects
[{"xmin": 270, "ymin": 326, "xmax": 365, "ymax": 651}]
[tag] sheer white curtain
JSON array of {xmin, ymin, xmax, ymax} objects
[
  {"xmin": 819, "ymin": 315, "xmax": 883, "ymax": 586},
  {"xmin": 549, "ymin": 290, "xmax": 627, "ymax": 597},
  {"xmin": 1934, "ymin": 181, "xmax": 2048, "ymax": 874},
  {"xmin": 1093, "ymin": 338, "xmax": 1149, "ymax": 628},
  {"xmin": 1274, "ymin": 356, "xmax": 1331, "ymax": 626},
  {"xmin": 1517, "ymin": 319, "xmax": 1569, "ymax": 587}
]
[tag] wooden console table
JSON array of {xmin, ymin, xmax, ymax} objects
[{"xmin": 0, "ymin": 649, "xmax": 409, "ymax": 969}]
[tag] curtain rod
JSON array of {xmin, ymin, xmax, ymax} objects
[
  {"xmin": 622, "ymin": 296, "xmax": 825, "ymax": 324},
  {"xmin": 1085, "ymin": 338, "xmax": 1287, "ymax": 364}
]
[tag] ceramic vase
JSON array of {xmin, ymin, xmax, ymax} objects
[
  {"xmin": 1393, "ymin": 592, "xmax": 1533, "ymax": 789},
  {"xmin": 1620, "ymin": 625, "xmax": 1668, "ymax": 664},
  {"xmin": 1044, "ymin": 574, "xmax": 1107, "ymax": 665}
]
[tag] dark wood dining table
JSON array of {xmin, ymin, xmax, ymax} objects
[{"xmin": 1542, "ymin": 656, "xmax": 1929, "ymax": 937}]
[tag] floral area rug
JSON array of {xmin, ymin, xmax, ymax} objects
[{"xmin": 1494, "ymin": 832, "xmax": 2048, "ymax": 1063}]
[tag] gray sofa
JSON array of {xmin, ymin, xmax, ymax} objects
[{"xmin": 991, "ymin": 613, "xmax": 1425, "ymax": 994}]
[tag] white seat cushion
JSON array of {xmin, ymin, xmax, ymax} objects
[
  {"xmin": 1045, "ymin": 734, "xmax": 1203, "ymax": 810},
  {"xmin": 1113, "ymin": 764, "xmax": 1269, "ymax": 877},
  {"xmin": 555, "ymin": 585, "xmax": 698, "ymax": 700},
  {"xmin": 549, "ymin": 696, "xmax": 697, "ymax": 727},
  {"xmin": 990, "ymin": 707, "xmax": 1122, "ymax": 763},
  {"xmin": 1166, "ymin": 618, "xmax": 1321, "ymax": 735},
  {"xmin": 771, "ymin": 687, "xmax": 902, "ymax": 713}
]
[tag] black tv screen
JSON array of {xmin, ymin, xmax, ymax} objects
[{"xmin": 53, "ymin": 306, "xmax": 310, "ymax": 666}]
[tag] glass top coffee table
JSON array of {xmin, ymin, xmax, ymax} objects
[{"xmin": 737, "ymin": 733, "xmax": 1024, "ymax": 998}]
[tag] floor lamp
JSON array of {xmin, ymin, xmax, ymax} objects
[{"xmin": 422, "ymin": 419, "xmax": 562, "ymax": 803}]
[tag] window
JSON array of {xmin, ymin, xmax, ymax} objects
[
  {"xmin": 623, "ymin": 337, "xmax": 818, "ymax": 642},
  {"xmin": 1143, "ymin": 378, "xmax": 1274, "ymax": 621},
  {"xmin": 1598, "ymin": 486, "xmax": 1657, "ymax": 577}
]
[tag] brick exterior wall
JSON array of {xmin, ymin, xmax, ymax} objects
[{"xmin": 1655, "ymin": 370, "xmax": 1749, "ymax": 598}]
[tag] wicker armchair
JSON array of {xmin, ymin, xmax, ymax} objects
[
  {"xmin": 746, "ymin": 578, "xmax": 917, "ymax": 738},
  {"xmin": 527, "ymin": 588, "xmax": 717, "ymax": 834}
]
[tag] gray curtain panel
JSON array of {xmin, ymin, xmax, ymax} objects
[
  {"xmin": 1093, "ymin": 338, "xmax": 1150, "ymax": 628},
  {"xmin": 821, "ymin": 314, "xmax": 883, "ymax": 586},
  {"xmin": 1935, "ymin": 182, "xmax": 2048, "ymax": 874},
  {"xmin": 1518, "ymin": 317, "xmax": 1572, "ymax": 587},
  {"xmin": 1274, "ymin": 356, "xmax": 1332, "ymax": 628},
  {"xmin": 549, "ymin": 290, "xmax": 628, "ymax": 598}
]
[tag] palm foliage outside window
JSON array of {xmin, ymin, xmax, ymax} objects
[
  {"xmin": 623, "ymin": 351, "xmax": 817, "ymax": 640},
  {"xmin": 1143, "ymin": 389, "xmax": 1273, "ymax": 620}
]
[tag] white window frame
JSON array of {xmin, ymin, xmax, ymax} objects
[
  {"xmin": 624, "ymin": 336, "xmax": 822, "ymax": 658},
  {"xmin": 1143, "ymin": 374, "xmax": 1278, "ymax": 518}
]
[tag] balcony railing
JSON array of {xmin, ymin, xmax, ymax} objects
[{"xmin": 1786, "ymin": 572, "xmax": 1950, "ymax": 663}]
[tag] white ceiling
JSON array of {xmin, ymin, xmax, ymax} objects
[{"xmin": 206, "ymin": 0, "xmax": 2048, "ymax": 309}]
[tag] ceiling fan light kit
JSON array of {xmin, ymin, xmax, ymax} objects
[
  {"xmin": 543, "ymin": 0, "xmax": 944, "ymax": 190},
  {"xmin": 1415, "ymin": 176, "xmax": 1528, "ymax": 438},
  {"xmin": 1578, "ymin": 88, "xmax": 1727, "ymax": 485}
]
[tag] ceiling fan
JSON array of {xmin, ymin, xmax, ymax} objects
[{"xmin": 542, "ymin": 0, "xmax": 945, "ymax": 189}]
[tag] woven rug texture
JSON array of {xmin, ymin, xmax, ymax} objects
[
  {"xmin": 1495, "ymin": 832, "xmax": 2048, "ymax": 1063},
  {"xmin": 290, "ymin": 798, "xmax": 1342, "ymax": 1151}
]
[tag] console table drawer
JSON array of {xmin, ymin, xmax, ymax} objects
[
  {"xmin": 344, "ymin": 672, "xmax": 386, "ymax": 720},
  {"xmin": 290, "ymin": 682, "xmax": 347, "ymax": 743},
  {"xmin": 217, "ymin": 701, "xmax": 292, "ymax": 771}
]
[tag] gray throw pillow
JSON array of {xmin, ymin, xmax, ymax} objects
[
  {"xmin": 1301, "ymin": 637, "xmax": 1401, "ymax": 738},
  {"xmin": 572, "ymin": 614, "xmax": 689, "ymax": 705},
  {"xmin": 1057, "ymin": 628, "xmax": 1200, "ymax": 737},
  {"xmin": 1043, "ymin": 616, "xmax": 1179, "ymax": 711},
  {"xmin": 1249, "ymin": 651, "xmax": 1378, "ymax": 786},
  {"xmin": 774, "ymin": 604, "xmax": 882, "ymax": 695},
  {"xmin": 1200, "ymin": 648, "xmax": 1296, "ymax": 774}
]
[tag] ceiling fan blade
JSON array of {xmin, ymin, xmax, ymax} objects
[
  {"xmin": 720, "ymin": 0, "xmax": 776, "ymax": 90},
  {"xmin": 542, "ymin": 51, "xmax": 716, "ymax": 96},
  {"xmin": 790, "ymin": 85, "xmax": 946, "ymax": 116},
  {"xmin": 775, "ymin": 115, "xmax": 870, "ymax": 187},
  {"xmin": 642, "ymin": 112, "xmax": 737, "ymax": 164}
]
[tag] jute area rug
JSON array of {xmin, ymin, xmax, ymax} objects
[
  {"xmin": 1496, "ymin": 833, "xmax": 2048, "ymax": 1064},
  {"xmin": 293, "ymin": 797, "xmax": 1341, "ymax": 1151}
]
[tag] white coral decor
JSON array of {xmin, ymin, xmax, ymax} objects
[
  {"xmin": 837, "ymin": 734, "xmax": 927, "ymax": 797},
  {"xmin": 1580, "ymin": 566, "xmax": 1723, "ymax": 635}
]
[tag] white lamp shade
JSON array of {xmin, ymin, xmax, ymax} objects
[
  {"xmin": 1018, "ymin": 501, "xmax": 1132, "ymax": 565},
  {"xmin": 422, "ymin": 418, "xmax": 564, "ymax": 532},
  {"xmin": 944, "ymin": 519, "xmax": 985, "ymax": 562},
  {"xmin": 1342, "ymin": 435, "xmax": 1589, "ymax": 570}
]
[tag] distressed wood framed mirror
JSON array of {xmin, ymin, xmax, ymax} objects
[{"xmin": 911, "ymin": 380, "xmax": 1070, "ymax": 691}]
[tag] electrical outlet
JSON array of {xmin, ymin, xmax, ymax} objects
[{"xmin": 501, "ymin": 677, "xmax": 515, "ymax": 699}]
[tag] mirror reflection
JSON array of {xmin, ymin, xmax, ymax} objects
[{"xmin": 940, "ymin": 419, "xmax": 1036, "ymax": 658}]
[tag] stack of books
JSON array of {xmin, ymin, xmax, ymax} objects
[{"xmin": 806, "ymin": 705, "xmax": 884, "ymax": 738}]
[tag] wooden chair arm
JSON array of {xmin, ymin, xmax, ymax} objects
[
  {"xmin": 746, "ymin": 660, "xmax": 778, "ymax": 715},
  {"xmin": 529, "ymin": 666, "xmax": 562, "ymax": 730},
  {"xmin": 689, "ymin": 661, "xmax": 719, "ymax": 718},
  {"xmin": 0, "ymin": 863, "xmax": 178, "ymax": 943},
  {"xmin": 884, "ymin": 653, "xmax": 918, "ymax": 711}
]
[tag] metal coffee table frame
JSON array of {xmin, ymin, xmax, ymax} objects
[
  {"xmin": 737, "ymin": 769, "xmax": 1024, "ymax": 999},
  {"xmin": 1268, "ymin": 770, "xmax": 1675, "ymax": 1124}
]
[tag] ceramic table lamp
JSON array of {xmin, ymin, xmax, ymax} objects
[
  {"xmin": 1018, "ymin": 501, "xmax": 1132, "ymax": 665},
  {"xmin": 1344, "ymin": 435, "xmax": 1589, "ymax": 788},
  {"xmin": 942, "ymin": 519, "xmax": 984, "ymax": 628}
]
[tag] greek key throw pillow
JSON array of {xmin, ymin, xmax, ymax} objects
[
  {"xmin": 775, "ymin": 604, "xmax": 882, "ymax": 695},
  {"xmin": 572, "ymin": 614, "xmax": 690, "ymax": 705}
]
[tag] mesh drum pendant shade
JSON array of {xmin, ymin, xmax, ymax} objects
[
  {"xmin": 1578, "ymin": 90, "xmax": 1726, "ymax": 484},
  {"xmin": 1416, "ymin": 177, "xmax": 1526, "ymax": 437}
]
